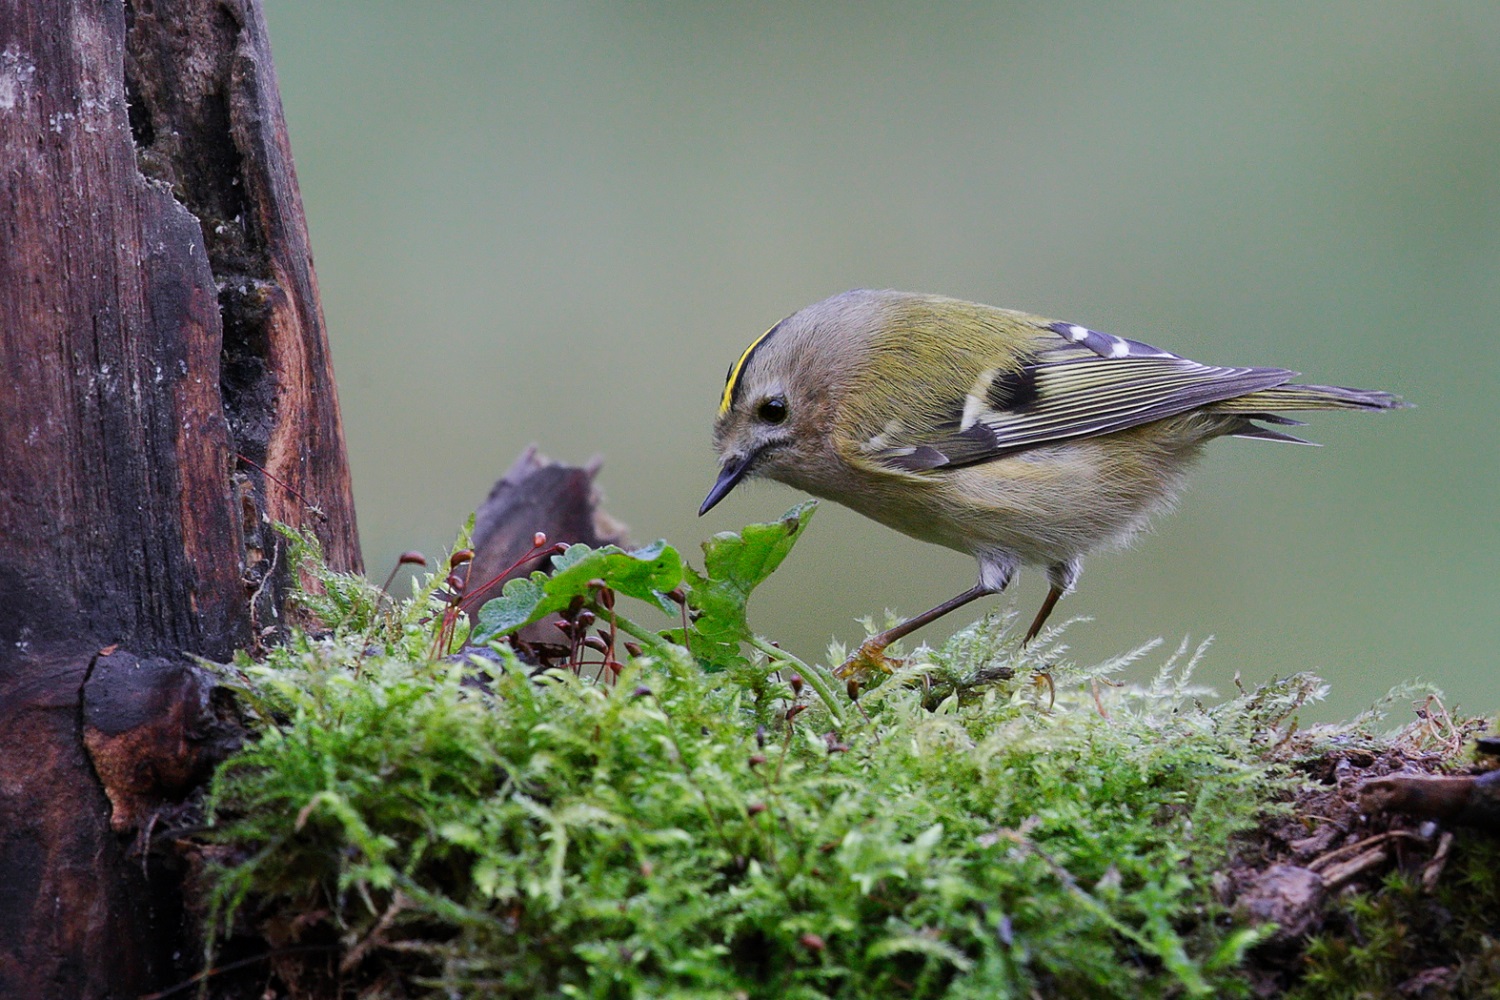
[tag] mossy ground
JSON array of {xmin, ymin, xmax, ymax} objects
[{"xmin": 189, "ymin": 521, "xmax": 1498, "ymax": 999}]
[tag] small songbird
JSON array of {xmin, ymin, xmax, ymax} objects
[{"xmin": 700, "ymin": 289, "xmax": 1406, "ymax": 668}]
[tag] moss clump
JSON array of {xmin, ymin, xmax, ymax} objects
[
  {"xmin": 198, "ymin": 515, "xmax": 1494, "ymax": 998},
  {"xmin": 204, "ymin": 580, "xmax": 1310, "ymax": 995}
]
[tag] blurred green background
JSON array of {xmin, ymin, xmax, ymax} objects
[{"xmin": 263, "ymin": 2, "xmax": 1497, "ymax": 721}]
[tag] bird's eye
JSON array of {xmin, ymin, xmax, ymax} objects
[{"xmin": 757, "ymin": 397, "xmax": 788, "ymax": 424}]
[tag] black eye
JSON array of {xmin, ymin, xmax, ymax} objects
[{"xmin": 757, "ymin": 397, "xmax": 788, "ymax": 424}]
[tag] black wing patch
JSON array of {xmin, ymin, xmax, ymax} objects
[{"xmin": 985, "ymin": 367, "xmax": 1040, "ymax": 412}]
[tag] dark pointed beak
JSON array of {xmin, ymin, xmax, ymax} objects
[{"xmin": 699, "ymin": 453, "xmax": 753, "ymax": 515}]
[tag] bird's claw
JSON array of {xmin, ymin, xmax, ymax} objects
[{"xmin": 835, "ymin": 640, "xmax": 897, "ymax": 680}]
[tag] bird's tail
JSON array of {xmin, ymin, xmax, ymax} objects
[
  {"xmin": 1219, "ymin": 382, "xmax": 1409, "ymax": 413},
  {"xmin": 1210, "ymin": 382, "xmax": 1409, "ymax": 445}
]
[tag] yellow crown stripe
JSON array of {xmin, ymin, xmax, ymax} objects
[{"xmin": 718, "ymin": 324, "xmax": 779, "ymax": 416}]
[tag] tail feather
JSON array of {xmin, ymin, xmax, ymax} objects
[
  {"xmin": 1217, "ymin": 382, "xmax": 1409, "ymax": 413},
  {"xmin": 1228, "ymin": 417, "xmax": 1316, "ymax": 445}
]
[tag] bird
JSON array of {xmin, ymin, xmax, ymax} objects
[{"xmin": 699, "ymin": 289, "xmax": 1407, "ymax": 670}]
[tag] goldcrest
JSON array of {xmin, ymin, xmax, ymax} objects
[{"xmin": 700, "ymin": 289, "xmax": 1407, "ymax": 667}]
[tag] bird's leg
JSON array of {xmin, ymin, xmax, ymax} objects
[
  {"xmin": 1024, "ymin": 561, "xmax": 1078, "ymax": 705},
  {"xmin": 839, "ymin": 584, "xmax": 992, "ymax": 676},
  {"xmin": 1024, "ymin": 560, "xmax": 1079, "ymax": 646},
  {"xmin": 1022, "ymin": 584, "xmax": 1065, "ymax": 645}
]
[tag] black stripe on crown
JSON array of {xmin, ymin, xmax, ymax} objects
[{"xmin": 719, "ymin": 319, "xmax": 784, "ymax": 415}]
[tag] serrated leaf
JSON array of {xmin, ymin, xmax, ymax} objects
[
  {"xmin": 475, "ymin": 577, "xmax": 549, "ymax": 638},
  {"xmin": 702, "ymin": 499, "xmax": 816, "ymax": 600},
  {"xmin": 472, "ymin": 541, "xmax": 684, "ymax": 642},
  {"xmin": 666, "ymin": 501, "xmax": 816, "ymax": 671}
]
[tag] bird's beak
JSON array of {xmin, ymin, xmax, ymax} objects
[{"xmin": 699, "ymin": 452, "xmax": 754, "ymax": 515}]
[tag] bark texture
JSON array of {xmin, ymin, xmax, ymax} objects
[{"xmin": 0, "ymin": 0, "xmax": 357, "ymax": 995}]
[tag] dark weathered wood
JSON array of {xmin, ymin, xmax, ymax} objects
[
  {"xmin": 0, "ymin": 647, "xmax": 159, "ymax": 997},
  {"xmin": 1361, "ymin": 770, "xmax": 1500, "ymax": 830},
  {"xmin": 124, "ymin": 0, "xmax": 361, "ymax": 598},
  {"xmin": 83, "ymin": 650, "xmax": 242, "ymax": 835},
  {"xmin": 465, "ymin": 447, "xmax": 630, "ymax": 641},
  {"xmin": 2, "ymin": 9, "xmax": 241, "ymax": 657},
  {"xmin": 0, "ymin": 0, "xmax": 358, "ymax": 995}
]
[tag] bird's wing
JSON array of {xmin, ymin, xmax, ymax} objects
[{"xmin": 848, "ymin": 320, "xmax": 1297, "ymax": 473}]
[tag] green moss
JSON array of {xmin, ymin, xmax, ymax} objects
[
  {"xmin": 200, "ymin": 515, "xmax": 1492, "ymax": 998},
  {"xmin": 1287, "ymin": 836, "xmax": 1500, "ymax": 999}
]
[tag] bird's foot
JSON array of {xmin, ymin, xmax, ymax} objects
[
  {"xmin": 835, "ymin": 639, "xmax": 897, "ymax": 679},
  {"xmin": 1031, "ymin": 668, "xmax": 1056, "ymax": 711}
]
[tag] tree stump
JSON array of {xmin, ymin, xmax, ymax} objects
[{"xmin": 0, "ymin": 0, "xmax": 357, "ymax": 995}]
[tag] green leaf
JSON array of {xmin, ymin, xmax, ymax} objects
[
  {"xmin": 703, "ymin": 499, "xmax": 817, "ymax": 600},
  {"xmin": 669, "ymin": 564, "xmax": 744, "ymax": 670},
  {"xmin": 667, "ymin": 501, "xmax": 816, "ymax": 670},
  {"xmin": 472, "ymin": 540, "xmax": 684, "ymax": 642}
]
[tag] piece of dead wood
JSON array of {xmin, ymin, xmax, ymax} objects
[
  {"xmin": 1421, "ymin": 830, "xmax": 1455, "ymax": 891},
  {"xmin": 463, "ymin": 446, "xmax": 630, "ymax": 651},
  {"xmin": 1316, "ymin": 846, "xmax": 1392, "ymax": 890},
  {"xmin": 1305, "ymin": 828, "xmax": 1445, "ymax": 890},
  {"xmin": 1359, "ymin": 768, "xmax": 1500, "ymax": 832}
]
